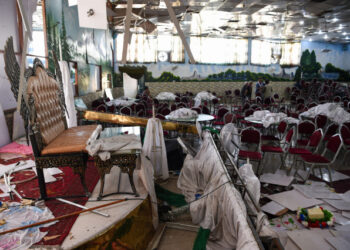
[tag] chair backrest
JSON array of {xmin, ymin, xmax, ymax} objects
[
  {"xmin": 120, "ymin": 106, "xmax": 131, "ymax": 116},
  {"xmin": 137, "ymin": 110, "xmax": 144, "ymax": 117},
  {"xmin": 307, "ymin": 128, "xmax": 323, "ymax": 150},
  {"xmin": 107, "ymin": 104, "xmax": 116, "ymax": 113},
  {"xmin": 155, "ymin": 114, "xmax": 165, "ymax": 120},
  {"xmin": 26, "ymin": 62, "xmax": 66, "ymax": 145},
  {"xmin": 334, "ymin": 96, "xmax": 341, "ymax": 103},
  {"xmin": 297, "ymin": 120, "xmax": 315, "ymax": 137},
  {"xmin": 315, "ymin": 114, "xmax": 328, "ymax": 129},
  {"xmin": 217, "ymin": 107, "xmax": 229, "ymax": 119},
  {"xmin": 191, "ymin": 107, "xmax": 202, "ymax": 114},
  {"xmin": 96, "ymin": 104, "xmax": 107, "ymax": 112},
  {"xmin": 244, "ymin": 109, "xmax": 254, "ymax": 117},
  {"xmin": 170, "ymin": 104, "xmax": 177, "ymax": 111},
  {"xmin": 202, "ymin": 105, "xmax": 210, "ymax": 115},
  {"xmin": 325, "ymin": 123, "xmax": 339, "ymax": 140},
  {"xmin": 234, "ymin": 89, "xmax": 240, "ymax": 96},
  {"xmin": 212, "ymin": 98, "xmax": 219, "ymax": 105},
  {"xmin": 308, "ymin": 102, "xmax": 317, "ymax": 109},
  {"xmin": 241, "ymin": 127, "xmax": 260, "ymax": 144},
  {"xmin": 277, "ymin": 120, "xmax": 288, "ymax": 134},
  {"xmin": 340, "ymin": 124, "xmax": 350, "ymax": 140},
  {"xmin": 324, "ymin": 134, "xmax": 342, "ymax": 163},
  {"xmin": 224, "ymin": 113, "xmax": 234, "ymax": 124},
  {"xmin": 135, "ymin": 103, "xmax": 145, "ymax": 113},
  {"xmin": 161, "ymin": 108, "xmax": 171, "ymax": 116},
  {"xmin": 285, "ymin": 128, "xmax": 294, "ymax": 143}
]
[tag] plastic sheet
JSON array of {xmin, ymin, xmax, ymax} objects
[
  {"xmin": 155, "ymin": 92, "xmax": 176, "ymax": 101},
  {"xmin": 178, "ymin": 132, "xmax": 259, "ymax": 250},
  {"xmin": 194, "ymin": 91, "xmax": 217, "ymax": 107},
  {"xmin": 142, "ymin": 118, "xmax": 169, "ymax": 180},
  {"xmin": 300, "ymin": 103, "xmax": 350, "ymax": 124},
  {"xmin": 0, "ymin": 204, "xmax": 56, "ymax": 249},
  {"xmin": 167, "ymin": 108, "xmax": 198, "ymax": 120}
]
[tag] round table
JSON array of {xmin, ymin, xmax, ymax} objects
[{"xmin": 165, "ymin": 114, "xmax": 214, "ymax": 123}]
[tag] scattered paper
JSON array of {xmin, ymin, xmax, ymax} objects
[
  {"xmin": 0, "ymin": 184, "xmax": 15, "ymax": 196},
  {"xmin": 0, "ymin": 160, "xmax": 36, "ymax": 176},
  {"xmin": 261, "ymin": 201, "xmax": 287, "ymax": 216},
  {"xmin": 332, "ymin": 212, "xmax": 350, "ymax": 226},
  {"xmin": 292, "ymin": 184, "xmax": 341, "ymax": 200},
  {"xmin": 268, "ymin": 190, "xmax": 322, "ymax": 211},
  {"xmin": 32, "ymin": 168, "xmax": 60, "ymax": 183},
  {"xmin": 324, "ymin": 200, "xmax": 350, "ymax": 211},
  {"xmin": 340, "ymin": 190, "xmax": 350, "ymax": 202},
  {"xmin": 260, "ymin": 171, "xmax": 294, "ymax": 186},
  {"xmin": 325, "ymin": 236, "xmax": 350, "ymax": 250},
  {"xmin": 287, "ymin": 230, "xmax": 334, "ymax": 250},
  {"xmin": 313, "ymin": 170, "xmax": 350, "ymax": 182}
]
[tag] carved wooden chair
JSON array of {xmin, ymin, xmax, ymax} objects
[{"xmin": 4, "ymin": 37, "xmax": 99, "ymax": 200}]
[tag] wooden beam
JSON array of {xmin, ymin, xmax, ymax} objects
[
  {"xmin": 121, "ymin": 0, "xmax": 133, "ymax": 64},
  {"xmin": 15, "ymin": 2, "xmax": 24, "ymax": 53},
  {"xmin": 164, "ymin": 0, "xmax": 195, "ymax": 64}
]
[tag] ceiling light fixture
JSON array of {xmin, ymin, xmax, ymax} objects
[
  {"xmin": 299, "ymin": 20, "xmax": 304, "ymax": 25},
  {"xmin": 342, "ymin": 32, "xmax": 347, "ymax": 36},
  {"xmin": 332, "ymin": 17, "xmax": 338, "ymax": 22},
  {"xmin": 309, "ymin": 38, "xmax": 313, "ymax": 42},
  {"xmin": 339, "ymin": 24, "xmax": 343, "ymax": 29},
  {"xmin": 324, "ymin": 34, "xmax": 328, "ymax": 39},
  {"xmin": 346, "ymin": 36, "xmax": 350, "ymax": 40},
  {"xmin": 318, "ymin": 30, "xmax": 323, "ymax": 34}
]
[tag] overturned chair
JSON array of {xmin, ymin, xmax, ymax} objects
[{"xmin": 4, "ymin": 37, "xmax": 100, "ymax": 200}]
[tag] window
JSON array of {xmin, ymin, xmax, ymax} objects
[
  {"xmin": 190, "ymin": 37, "xmax": 248, "ymax": 64},
  {"xmin": 251, "ymin": 40, "xmax": 272, "ymax": 65},
  {"xmin": 280, "ymin": 42, "xmax": 301, "ymax": 66},
  {"xmin": 27, "ymin": 4, "xmax": 46, "ymax": 66},
  {"xmin": 116, "ymin": 34, "xmax": 184, "ymax": 63}
]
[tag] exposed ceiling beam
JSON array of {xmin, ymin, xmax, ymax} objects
[
  {"xmin": 164, "ymin": 0, "xmax": 195, "ymax": 64},
  {"xmin": 121, "ymin": 0, "xmax": 133, "ymax": 64}
]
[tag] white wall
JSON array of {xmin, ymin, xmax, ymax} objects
[{"xmin": 0, "ymin": 0, "xmax": 20, "ymax": 110}]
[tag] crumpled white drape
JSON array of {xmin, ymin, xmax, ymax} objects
[
  {"xmin": 300, "ymin": 103, "xmax": 350, "ymax": 124},
  {"xmin": 155, "ymin": 92, "xmax": 177, "ymax": 101},
  {"xmin": 142, "ymin": 118, "xmax": 169, "ymax": 180},
  {"xmin": 168, "ymin": 108, "xmax": 198, "ymax": 120},
  {"xmin": 105, "ymin": 87, "xmax": 114, "ymax": 100},
  {"xmin": 194, "ymin": 91, "xmax": 217, "ymax": 107},
  {"xmin": 220, "ymin": 123, "xmax": 240, "ymax": 161},
  {"xmin": 85, "ymin": 134, "xmax": 142, "ymax": 161},
  {"xmin": 59, "ymin": 61, "xmax": 77, "ymax": 128},
  {"xmin": 177, "ymin": 132, "xmax": 260, "ymax": 250}
]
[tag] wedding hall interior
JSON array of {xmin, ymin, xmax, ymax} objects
[{"xmin": 1, "ymin": 0, "xmax": 350, "ymax": 249}]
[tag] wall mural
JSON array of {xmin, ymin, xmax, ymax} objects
[{"xmin": 45, "ymin": 0, "xmax": 113, "ymax": 95}]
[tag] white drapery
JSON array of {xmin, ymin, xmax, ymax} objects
[
  {"xmin": 123, "ymin": 73, "xmax": 138, "ymax": 99},
  {"xmin": 142, "ymin": 118, "xmax": 169, "ymax": 180}
]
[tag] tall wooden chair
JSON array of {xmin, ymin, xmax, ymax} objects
[{"xmin": 4, "ymin": 37, "xmax": 99, "ymax": 200}]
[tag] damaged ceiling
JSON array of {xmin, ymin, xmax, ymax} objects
[{"xmin": 107, "ymin": 0, "xmax": 350, "ymax": 43}]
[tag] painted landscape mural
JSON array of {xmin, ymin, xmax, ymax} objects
[{"xmin": 45, "ymin": 0, "xmax": 113, "ymax": 95}]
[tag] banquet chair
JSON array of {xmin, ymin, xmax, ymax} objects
[
  {"xmin": 261, "ymin": 120, "xmax": 288, "ymax": 142},
  {"xmin": 202, "ymin": 105, "xmax": 210, "ymax": 115},
  {"xmin": 213, "ymin": 107, "xmax": 229, "ymax": 127},
  {"xmin": 170, "ymin": 103, "xmax": 177, "ymax": 111},
  {"xmin": 296, "ymin": 120, "xmax": 316, "ymax": 147},
  {"xmin": 298, "ymin": 134, "xmax": 343, "ymax": 184},
  {"xmin": 161, "ymin": 107, "xmax": 171, "ymax": 116},
  {"xmin": 191, "ymin": 107, "xmax": 202, "ymax": 114},
  {"xmin": 137, "ymin": 109, "xmax": 145, "ymax": 117},
  {"xmin": 95, "ymin": 103, "xmax": 107, "ymax": 113},
  {"xmin": 315, "ymin": 114, "xmax": 328, "ymax": 130},
  {"xmin": 284, "ymin": 128, "xmax": 324, "ymax": 174},
  {"xmin": 333, "ymin": 96, "xmax": 341, "ymax": 103},
  {"xmin": 307, "ymin": 102, "xmax": 318, "ymax": 109},
  {"xmin": 223, "ymin": 112, "xmax": 234, "ymax": 124},
  {"xmin": 340, "ymin": 125, "xmax": 350, "ymax": 165},
  {"xmin": 120, "ymin": 106, "xmax": 132, "ymax": 116},
  {"xmin": 107, "ymin": 104, "xmax": 116, "ymax": 114},
  {"xmin": 323, "ymin": 123, "xmax": 339, "ymax": 141},
  {"xmin": 4, "ymin": 39, "xmax": 99, "ymax": 200},
  {"xmin": 237, "ymin": 127, "xmax": 262, "ymax": 175}
]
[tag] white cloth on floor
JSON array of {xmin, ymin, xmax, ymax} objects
[
  {"xmin": 59, "ymin": 61, "xmax": 77, "ymax": 128},
  {"xmin": 168, "ymin": 108, "xmax": 198, "ymax": 120},
  {"xmin": 194, "ymin": 91, "xmax": 216, "ymax": 107},
  {"xmin": 300, "ymin": 103, "xmax": 350, "ymax": 124},
  {"xmin": 142, "ymin": 118, "xmax": 169, "ymax": 180},
  {"xmin": 85, "ymin": 134, "xmax": 142, "ymax": 161},
  {"xmin": 155, "ymin": 92, "xmax": 177, "ymax": 101},
  {"xmin": 177, "ymin": 132, "xmax": 259, "ymax": 250}
]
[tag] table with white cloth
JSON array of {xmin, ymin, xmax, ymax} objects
[
  {"xmin": 91, "ymin": 126, "xmax": 141, "ymax": 200},
  {"xmin": 165, "ymin": 114, "xmax": 214, "ymax": 123},
  {"xmin": 155, "ymin": 92, "xmax": 177, "ymax": 102},
  {"xmin": 105, "ymin": 99, "xmax": 137, "ymax": 107}
]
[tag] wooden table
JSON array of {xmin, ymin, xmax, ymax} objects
[{"xmin": 94, "ymin": 126, "xmax": 141, "ymax": 200}]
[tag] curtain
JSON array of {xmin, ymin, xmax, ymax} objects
[
  {"xmin": 190, "ymin": 37, "xmax": 248, "ymax": 64},
  {"xmin": 251, "ymin": 40, "xmax": 272, "ymax": 65},
  {"xmin": 280, "ymin": 42, "xmax": 301, "ymax": 66}
]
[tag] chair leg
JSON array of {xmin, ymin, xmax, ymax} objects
[
  {"xmin": 327, "ymin": 165, "xmax": 333, "ymax": 184},
  {"xmin": 78, "ymin": 169, "xmax": 90, "ymax": 197},
  {"xmin": 304, "ymin": 164, "xmax": 314, "ymax": 183}
]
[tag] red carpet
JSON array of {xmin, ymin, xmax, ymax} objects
[{"xmin": 0, "ymin": 158, "xmax": 100, "ymax": 246}]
